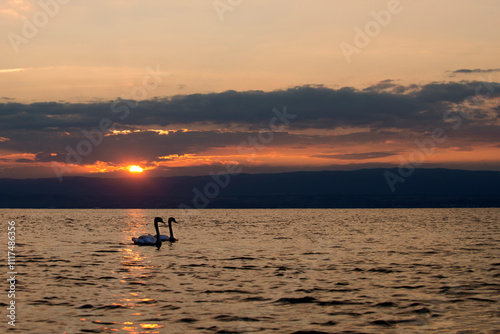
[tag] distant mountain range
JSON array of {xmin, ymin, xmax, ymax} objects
[{"xmin": 1, "ymin": 168, "xmax": 499, "ymax": 208}]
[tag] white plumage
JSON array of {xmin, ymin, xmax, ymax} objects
[{"xmin": 132, "ymin": 217, "xmax": 178, "ymax": 249}]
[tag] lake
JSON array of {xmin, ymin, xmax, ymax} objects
[{"xmin": 0, "ymin": 208, "xmax": 499, "ymax": 333}]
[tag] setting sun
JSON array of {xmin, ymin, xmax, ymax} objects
[{"xmin": 128, "ymin": 165, "xmax": 143, "ymax": 173}]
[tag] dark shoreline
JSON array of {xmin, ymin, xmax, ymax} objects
[{"xmin": 1, "ymin": 168, "xmax": 499, "ymax": 209}]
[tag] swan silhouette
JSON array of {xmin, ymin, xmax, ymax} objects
[
  {"xmin": 160, "ymin": 217, "xmax": 178, "ymax": 242},
  {"xmin": 132, "ymin": 217, "xmax": 178, "ymax": 249}
]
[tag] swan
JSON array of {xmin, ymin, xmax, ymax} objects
[
  {"xmin": 132, "ymin": 217, "xmax": 178, "ymax": 249},
  {"xmin": 159, "ymin": 217, "xmax": 178, "ymax": 242}
]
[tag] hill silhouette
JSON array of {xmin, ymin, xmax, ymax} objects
[{"xmin": 0, "ymin": 168, "xmax": 499, "ymax": 208}]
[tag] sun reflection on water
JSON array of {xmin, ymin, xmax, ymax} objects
[
  {"xmin": 82, "ymin": 209, "xmax": 166, "ymax": 333},
  {"xmin": 119, "ymin": 322, "xmax": 164, "ymax": 333}
]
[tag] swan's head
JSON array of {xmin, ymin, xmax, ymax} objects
[
  {"xmin": 154, "ymin": 217, "xmax": 166, "ymax": 225},
  {"xmin": 168, "ymin": 217, "xmax": 178, "ymax": 224}
]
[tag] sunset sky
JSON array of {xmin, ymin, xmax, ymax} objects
[{"xmin": 1, "ymin": 0, "xmax": 499, "ymax": 178}]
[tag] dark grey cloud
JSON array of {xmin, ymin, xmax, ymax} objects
[
  {"xmin": 1, "ymin": 81, "xmax": 499, "ymax": 134},
  {"xmin": 412, "ymin": 81, "xmax": 498, "ymax": 103},
  {"xmin": 13, "ymin": 130, "xmax": 319, "ymax": 165},
  {"xmin": 451, "ymin": 68, "xmax": 500, "ymax": 74},
  {"xmin": 0, "ymin": 82, "xmax": 499, "ymax": 174},
  {"xmin": 362, "ymin": 79, "xmax": 398, "ymax": 92},
  {"xmin": 2, "ymin": 123, "xmax": 496, "ymax": 168},
  {"xmin": 32, "ymin": 130, "xmax": 401, "ymax": 165}
]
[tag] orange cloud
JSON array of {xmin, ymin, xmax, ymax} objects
[{"xmin": 0, "ymin": 0, "xmax": 32, "ymax": 18}]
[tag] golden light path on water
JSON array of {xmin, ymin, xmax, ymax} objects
[
  {"xmin": 74, "ymin": 209, "xmax": 165, "ymax": 333},
  {"xmin": 119, "ymin": 209, "xmax": 163, "ymax": 333}
]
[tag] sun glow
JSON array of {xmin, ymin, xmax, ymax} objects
[{"xmin": 128, "ymin": 165, "xmax": 143, "ymax": 173}]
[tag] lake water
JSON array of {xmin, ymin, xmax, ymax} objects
[{"xmin": 0, "ymin": 208, "xmax": 499, "ymax": 333}]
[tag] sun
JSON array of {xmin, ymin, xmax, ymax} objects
[{"xmin": 128, "ymin": 165, "xmax": 143, "ymax": 173}]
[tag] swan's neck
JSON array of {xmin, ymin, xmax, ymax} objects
[
  {"xmin": 168, "ymin": 221, "xmax": 175, "ymax": 240},
  {"xmin": 154, "ymin": 222, "xmax": 162, "ymax": 249},
  {"xmin": 154, "ymin": 222, "xmax": 161, "ymax": 239}
]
